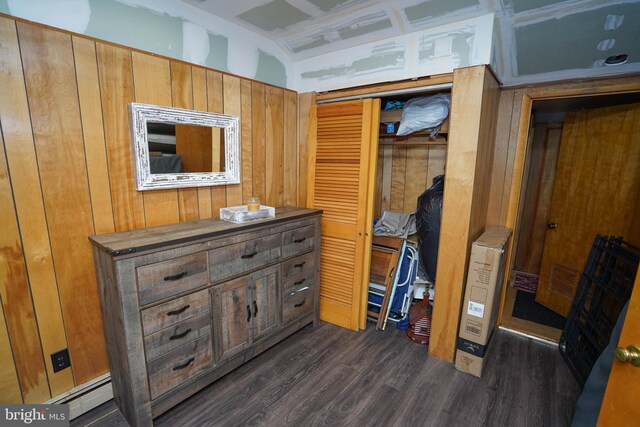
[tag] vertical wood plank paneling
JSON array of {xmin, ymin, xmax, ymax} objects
[
  {"xmin": 240, "ymin": 79, "xmax": 253, "ymax": 205},
  {"xmin": 223, "ymin": 75, "xmax": 243, "ymax": 206},
  {"xmin": 96, "ymin": 42, "xmax": 145, "ymax": 231},
  {"xmin": 0, "ymin": 132, "xmax": 36, "ymax": 404},
  {"xmin": 170, "ymin": 61, "xmax": 199, "ymax": 222},
  {"xmin": 73, "ymin": 36, "xmax": 115, "ymax": 235},
  {"xmin": 297, "ymin": 92, "xmax": 315, "ymax": 207},
  {"xmin": 403, "ymin": 145, "xmax": 429, "ymax": 213},
  {"xmin": 252, "ymin": 82, "xmax": 267, "ymax": 203},
  {"xmin": 207, "ymin": 70, "xmax": 226, "ymax": 217},
  {"xmin": 192, "ymin": 67, "xmax": 213, "ymax": 219},
  {"xmin": 373, "ymin": 142, "xmax": 386, "ymax": 218},
  {"xmin": 132, "ymin": 52, "xmax": 180, "ymax": 227},
  {"xmin": 1, "ymin": 15, "xmax": 306, "ymax": 402},
  {"xmin": 380, "ymin": 145, "xmax": 393, "ymax": 214},
  {"xmin": 427, "ymin": 146, "xmax": 446, "ymax": 185},
  {"xmin": 487, "ymin": 90, "xmax": 515, "ymax": 226},
  {"xmin": 0, "ymin": 297, "xmax": 22, "ymax": 403},
  {"xmin": 390, "ymin": 146, "xmax": 406, "ymax": 212},
  {"xmin": 283, "ymin": 90, "xmax": 298, "ymax": 206},
  {"xmin": 0, "ymin": 17, "xmax": 63, "ymax": 402},
  {"xmin": 19, "ymin": 23, "xmax": 108, "ymax": 386},
  {"xmin": 265, "ymin": 85, "xmax": 284, "ymax": 207}
]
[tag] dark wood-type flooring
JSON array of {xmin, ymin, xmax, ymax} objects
[{"xmin": 72, "ymin": 322, "xmax": 581, "ymax": 426}]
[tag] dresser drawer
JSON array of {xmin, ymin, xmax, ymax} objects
[
  {"xmin": 144, "ymin": 312, "xmax": 211, "ymax": 361},
  {"xmin": 141, "ymin": 289, "xmax": 210, "ymax": 336},
  {"xmin": 282, "ymin": 225, "xmax": 315, "ymax": 258},
  {"xmin": 147, "ymin": 334, "xmax": 213, "ymax": 400},
  {"xmin": 209, "ymin": 234, "xmax": 281, "ymax": 282},
  {"xmin": 283, "ymin": 268, "xmax": 315, "ymax": 294},
  {"xmin": 282, "ymin": 252, "xmax": 315, "ymax": 279},
  {"xmin": 136, "ymin": 252, "xmax": 209, "ymax": 306},
  {"xmin": 282, "ymin": 281, "xmax": 314, "ymax": 325}
]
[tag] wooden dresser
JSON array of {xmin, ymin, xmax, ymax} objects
[{"xmin": 89, "ymin": 207, "xmax": 321, "ymax": 427}]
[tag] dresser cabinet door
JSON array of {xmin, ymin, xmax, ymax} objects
[
  {"xmin": 213, "ymin": 276, "xmax": 251, "ymax": 361},
  {"xmin": 251, "ymin": 265, "xmax": 280, "ymax": 342}
]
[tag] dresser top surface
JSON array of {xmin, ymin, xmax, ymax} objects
[{"xmin": 89, "ymin": 206, "xmax": 322, "ymax": 256}]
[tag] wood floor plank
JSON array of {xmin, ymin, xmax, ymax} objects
[{"xmin": 72, "ymin": 325, "xmax": 581, "ymax": 427}]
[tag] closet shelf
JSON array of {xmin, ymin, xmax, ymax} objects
[{"xmin": 378, "ymin": 138, "xmax": 447, "ymax": 146}]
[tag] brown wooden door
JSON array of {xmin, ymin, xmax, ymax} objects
[
  {"xmin": 535, "ymin": 103, "xmax": 640, "ymax": 316},
  {"xmin": 597, "ymin": 267, "xmax": 640, "ymax": 425},
  {"xmin": 307, "ymin": 99, "xmax": 380, "ymax": 331},
  {"xmin": 251, "ymin": 265, "xmax": 280, "ymax": 342},
  {"xmin": 213, "ymin": 276, "xmax": 251, "ymax": 360}
]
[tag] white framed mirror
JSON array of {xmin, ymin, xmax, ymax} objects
[{"xmin": 129, "ymin": 102, "xmax": 240, "ymax": 191}]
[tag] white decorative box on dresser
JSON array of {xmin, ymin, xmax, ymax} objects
[{"xmin": 89, "ymin": 207, "xmax": 322, "ymax": 427}]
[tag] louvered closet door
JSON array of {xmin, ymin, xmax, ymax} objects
[{"xmin": 308, "ymin": 99, "xmax": 380, "ymax": 331}]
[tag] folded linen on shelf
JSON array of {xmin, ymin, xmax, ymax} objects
[{"xmin": 373, "ymin": 211, "xmax": 416, "ymax": 238}]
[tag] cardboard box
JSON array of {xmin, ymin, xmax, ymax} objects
[{"xmin": 455, "ymin": 226, "xmax": 512, "ymax": 377}]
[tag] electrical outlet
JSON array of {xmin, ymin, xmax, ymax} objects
[{"xmin": 51, "ymin": 349, "xmax": 71, "ymax": 373}]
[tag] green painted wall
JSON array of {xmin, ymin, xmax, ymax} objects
[{"xmin": 87, "ymin": 0, "xmax": 183, "ymax": 59}]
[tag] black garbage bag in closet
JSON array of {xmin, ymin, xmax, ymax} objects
[{"xmin": 415, "ymin": 175, "xmax": 444, "ymax": 283}]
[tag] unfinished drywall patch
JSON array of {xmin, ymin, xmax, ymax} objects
[
  {"xmin": 7, "ymin": 0, "xmax": 90, "ymax": 34},
  {"xmin": 255, "ymin": 50, "xmax": 287, "ymax": 87},
  {"xmin": 295, "ymin": 13, "xmax": 493, "ymax": 93},
  {"xmin": 307, "ymin": 0, "xmax": 354, "ymax": 12},
  {"xmin": 504, "ymin": 0, "xmax": 565, "ymax": 14},
  {"xmin": 337, "ymin": 11, "xmax": 393, "ymax": 40},
  {"xmin": 237, "ymin": 0, "xmax": 311, "ymax": 32},
  {"xmin": 87, "ymin": 0, "xmax": 183, "ymax": 58},
  {"xmin": 300, "ymin": 41, "xmax": 404, "ymax": 80},
  {"xmin": 419, "ymin": 30, "xmax": 473, "ymax": 68},
  {"xmin": 206, "ymin": 32, "xmax": 229, "ymax": 72},
  {"xmin": 404, "ymin": 0, "xmax": 480, "ymax": 26},
  {"xmin": 291, "ymin": 35, "xmax": 331, "ymax": 53},
  {"xmin": 515, "ymin": 3, "xmax": 640, "ymax": 75}
]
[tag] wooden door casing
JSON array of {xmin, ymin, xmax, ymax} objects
[
  {"xmin": 536, "ymin": 103, "xmax": 640, "ymax": 316},
  {"xmin": 307, "ymin": 99, "xmax": 380, "ymax": 331}
]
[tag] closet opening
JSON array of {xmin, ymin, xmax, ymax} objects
[
  {"xmin": 366, "ymin": 88, "xmax": 451, "ymax": 336},
  {"xmin": 499, "ymin": 91, "xmax": 640, "ymax": 342}
]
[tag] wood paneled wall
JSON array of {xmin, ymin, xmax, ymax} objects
[
  {"xmin": 0, "ymin": 16, "xmax": 305, "ymax": 403},
  {"xmin": 429, "ymin": 66, "xmax": 501, "ymax": 362},
  {"xmin": 373, "ymin": 140, "xmax": 446, "ymax": 218}
]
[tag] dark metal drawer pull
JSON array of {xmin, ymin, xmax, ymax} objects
[
  {"xmin": 241, "ymin": 251, "xmax": 258, "ymax": 259},
  {"xmin": 294, "ymin": 298, "xmax": 306, "ymax": 308},
  {"xmin": 169, "ymin": 328, "xmax": 192, "ymax": 341},
  {"xmin": 246, "ymin": 304, "xmax": 252, "ymax": 322},
  {"xmin": 294, "ymin": 278, "xmax": 305, "ymax": 286},
  {"xmin": 253, "ymin": 300, "xmax": 258, "ymax": 317},
  {"xmin": 167, "ymin": 305, "xmax": 190, "ymax": 316},
  {"xmin": 164, "ymin": 271, "xmax": 188, "ymax": 281},
  {"xmin": 294, "ymin": 261, "xmax": 306, "ymax": 268},
  {"xmin": 293, "ymin": 237, "xmax": 306, "ymax": 243},
  {"xmin": 172, "ymin": 357, "xmax": 195, "ymax": 371}
]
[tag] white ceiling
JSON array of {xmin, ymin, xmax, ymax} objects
[{"xmin": 184, "ymin": 0, "xmax": 640, "ymax": 85}]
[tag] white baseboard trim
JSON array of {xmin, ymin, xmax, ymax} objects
[{"xmin": 46, "ymin": 373, "xmax": 113, "ymax": 420}]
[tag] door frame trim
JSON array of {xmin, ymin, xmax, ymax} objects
[{"xmin": 496, "ymin": 75, "xmax": 640, "ymax": 326}]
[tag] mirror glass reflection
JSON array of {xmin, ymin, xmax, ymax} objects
[{"xmin": 147, "ymin": 122, "xmax": 226, "ymax": 174}]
